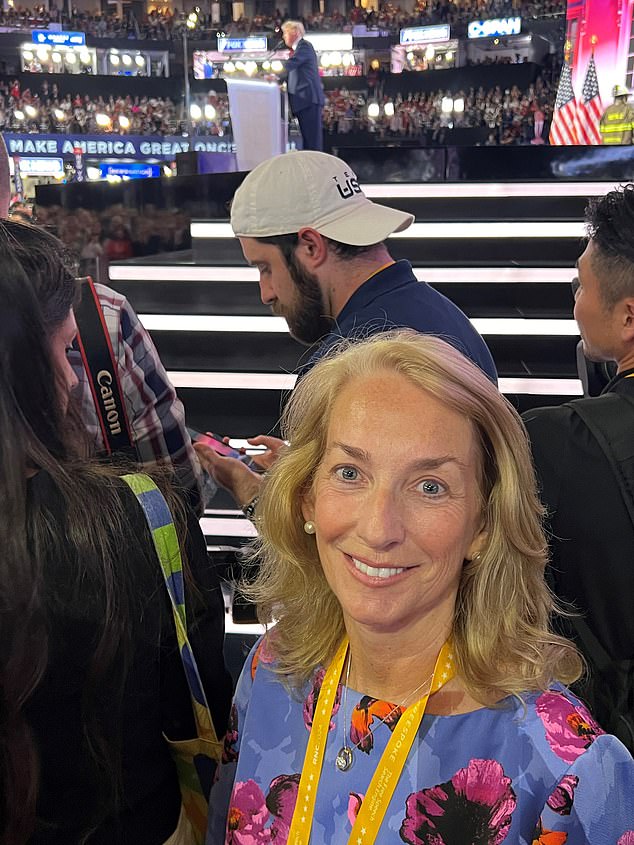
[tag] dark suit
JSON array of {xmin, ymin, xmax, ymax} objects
[
  {"xmin": 284, "ymin": 38, "xmax": 325, "ymax": 151},
  {"xmin": 522, "ymin": 372, "xmax": 634, "ymax": 738}
]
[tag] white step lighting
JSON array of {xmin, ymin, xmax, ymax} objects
[
  {"xmin": 190, "ymin": 221, "xmax": 585, "ymax": 240},
  {"xmin": 140, "ymin": 313, "xmax": 579, "ymax": 337},
  {"xmin": 361, "ymin": 181, "xmax": 620, "ymax": 199},
  {"xmin": 110, "ymin": 265, "xmax": 574, "ymax": 285},
  {"xmin": 169, "ymin": 370, "xmax": 583, "ymax": 396}
]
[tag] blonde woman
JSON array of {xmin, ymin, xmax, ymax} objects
[{"xmin": 208, "ymin": 332, "xmax": 634, "ymax": 845}]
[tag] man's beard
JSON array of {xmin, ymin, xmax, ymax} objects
[{"xmin": 278, "ymin": 252, "xmax": 333, "ymax": 345}]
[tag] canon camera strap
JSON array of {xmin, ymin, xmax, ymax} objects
[{"xmin": 74, "ymin": 277, "xmax": 137, "ymax": 459}]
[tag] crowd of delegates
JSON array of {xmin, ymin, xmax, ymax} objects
[
  {"xmin": 0, "ymin": 75, "xmax": 553, "ymax": 145},
  {"xmin": 34, "ymin": 202, "xmax": 191, "ymax": 269},
  {"xmin": 323, "ymin": 77, "xmax": 553, "ymax": 144},
  {"xmin": 0, "ymin": 0, "xmax": 565, "ymax": 40},
  {"xmin": 0, "ymin": 80, "xmax": 231, "ymax": 136}
]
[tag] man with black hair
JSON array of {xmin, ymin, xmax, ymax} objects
[
  {"xmin": 523, "ymin": 184, "xmax": 634, "ymax": 751},
  {"xmin": 195, "ymin": 150, "xmax": 495, "ymax": 515}
]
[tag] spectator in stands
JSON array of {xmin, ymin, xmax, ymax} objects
[
  {"xmin": 195, "ymin": 150, "xmax": 495, "ymax": 513},
  {"xmin": 0, "ymin": 219, "xmax": 231, "ymax": 844},
  {"xmin": 523, "ymin": 185, "xmax": 634, "ymax": 752}
]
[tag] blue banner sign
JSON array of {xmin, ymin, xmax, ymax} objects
[
  {"xmin": 400, "ymin": 24, "xmax": 450, "ymax": 45},
  {"xmin": 467, "ymin": 17, "xmax": 521, "ymax": 38},
  {"xmin": 217, "ymin": 36, "xmax": 267, "ymax": 53},
  {"xmin": 32, "ymin": 29, "xmax": 86, "ymax": 47},
  {"xmin": 99, "ymin": 162, "xmax": 161, "ymax": 179},
  {"xmin": 2, "ymin": 132, "xmax": 237, "ymax": 159}
]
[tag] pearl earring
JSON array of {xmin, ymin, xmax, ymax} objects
[{"xmin": 303, "ymin": 520, "xmax": 316, "ymax": 535}]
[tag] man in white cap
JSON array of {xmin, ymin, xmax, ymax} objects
[
  {"xmin": 229, "ymin": 150, "xmax": 495, "ymax": 377},
  {"xmin": 195, "ymin": 150, "xmax": 496, "ymax": 514}
]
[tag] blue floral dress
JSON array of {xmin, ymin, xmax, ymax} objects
[{"xmin": 207, "ymin": 639, "xmax": 634, "ymax": 845}]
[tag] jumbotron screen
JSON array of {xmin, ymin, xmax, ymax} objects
[{"xmin": 566, "ymin": 0, "xmax": 631, "ymax": 105}]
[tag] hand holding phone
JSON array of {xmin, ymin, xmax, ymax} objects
[{"xmin": 188, "ymin": 428, "xmax": 243, "ymax": 459}]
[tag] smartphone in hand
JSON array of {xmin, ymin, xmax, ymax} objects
[{"xmin": 187, "ymin": 428, "xmax": 244, "ymax": 459}]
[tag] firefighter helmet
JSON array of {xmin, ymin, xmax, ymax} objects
[{"xmin": 613, "ymin": 84, "xmax": 630, "ymax": 98}]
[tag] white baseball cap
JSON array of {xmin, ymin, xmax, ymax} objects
[{"xmin": 231, "ymin": 151, "xmax": 414, "ymax": 246}]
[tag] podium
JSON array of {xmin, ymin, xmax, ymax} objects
[{"xmin": 225, "ymin": 78, "xmax": 288, "ymax": 171}]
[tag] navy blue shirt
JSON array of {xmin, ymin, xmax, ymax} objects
[{"xmin": 299, "ymin": 260, "xmax": 497, "ymax": 381}]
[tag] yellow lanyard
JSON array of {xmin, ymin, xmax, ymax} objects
[{"xmin": 287, "ymin": 639, "xmax": 456, "ymax": 845}]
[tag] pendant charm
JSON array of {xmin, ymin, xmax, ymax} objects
[{"xmin": 336, "ymin": 746, "xmax": 354, "ymax": 772}]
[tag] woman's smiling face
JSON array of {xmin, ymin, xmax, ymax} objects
[{"xmin": 302, "ymin": 370, "xmax": 487, "ymax": 640}]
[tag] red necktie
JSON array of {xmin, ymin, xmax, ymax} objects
[{"xmin": 289, "ymin": 47, "xmax": 294, "ymax": 56}]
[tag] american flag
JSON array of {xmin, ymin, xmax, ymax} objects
[
  {"xmin": 549, "ymin": 61, "xmax": 579, "ymax": 145},
  {"xmin": 576, "ymin": 54, "xmax": 603, "ymax": 144}
]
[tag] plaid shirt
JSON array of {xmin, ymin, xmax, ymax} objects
[{"xmin": 71, "ymin": 283, "xmax": 202, "ymax": 504}]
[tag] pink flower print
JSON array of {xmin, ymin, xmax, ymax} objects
[
  {"xmin": 536, "ymin": 692, "xmax": 604, "ymax": 764},
  {"xmin": 546, "ymin": 775, "xmax": 578, "ymax": 816},
  {"xmin": 348, "ymin": 792, "xmax": 364, "ymax": 826},
  {"xmin": 302, "ymin": 668, "xmax": 341, "ymax": 731},
  {"xmin": 266, "ymin": 774, "xmax": 300, "ymax": 842},
  {"xmin": 399, "ymin": 758, "xmax": 516, "ymax": 845},
  {"xmin": 226, "ymin": 780, "xmax": 271, "ymax": 844},
  {"xmin": 618, "ymin": 834, "xmax": 634, "ymax": 845}
]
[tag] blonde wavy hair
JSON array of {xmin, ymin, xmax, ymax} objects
[{"xmin": 243, "ymin": 331, "xmax": 582, "ymax": 702}]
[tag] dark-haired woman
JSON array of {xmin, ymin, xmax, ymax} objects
[{"xmin": 0, "ymin": 222, "xmax": 232, "ymax": 844}]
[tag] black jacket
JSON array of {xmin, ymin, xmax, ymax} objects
[
  {"xmin": 523, "ymin": 372, "xmax": 634, "ymax": 664},
  {"xmin": 284, "ymin": 38, "xmax": 325, "ymax": 114},
  {"xmin": 25, "ymin": 473, "xmax": 232, "ymax": 844}
]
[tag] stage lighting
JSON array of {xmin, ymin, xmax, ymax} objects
[
  {"xmin": 204, "ymin": 104, "xmax": 216, "ymax": 120},
  {"xmin": 224, "ymin": 61, "xmax": 236, "ymax": 72},
  {"xmin": 425, "ymin": 45, "xmax": 435, "ymax": 60},
  {"xmin": 14, "ymin": 109, "xmax": 25, "ymax": 120},
  {"xmin": 368, "ymin": 103, "xmax": 380, "ymax": 118},
  {"xmin": 23, "ymin": 49, "xmax": 33, "ymax": 61},
  {"xmin": 118, "ymin": 114, "xmax": 130, "ymax": 128},
  {"xmin": 190, "ymin": 103, "xmax": 202, "ymax": 120},
  {"xmin": 262, "ymin": 60, "xmax": 271, "ymax": 70},
  {"xmin": 51, "ymin": 51, "xmax": 61, "ymax": 63},
  {"xmin": 25, "ymin": 105, "xmax": 37, "ymax": 118},
  {"xmin": 86, "ymin": 166, "xmax": 100, "ymax": 180},
  {"xmin": 440, "ymin": 97, "xmax": 453, "ymax": 113},
  {"xmin": 384, "ymin": 102, "xmax": 395, "ymax": 117},
  {"xmin": 445, "ymin": 51, "xmax": 453, "ymax": 62},
  {"xmin": 135, "ymin": 54, "xmax": 145, "ymax": 67},
  {"xmin": 235, "ymin": 60, "xmax": 245, "ymax": 71},
  {"xmin": 65, "ymin": 51, "xmax": 77, "ymax": 64},
  {"xmin": 245, "ymin": 61, "xmax": 257, "ymax": 76},
  {"xmin": 330, "ymin": 51, "xmax": 342, "ymax": 66},
  {"xmin": 453, "ymin": 97, "xmax": 464, "ymax": 113},
  {"xmin": 36, "ymin": 46, "xmax": 49, "ymax": 61},
  {"xmin": 271, "ymin": 60, "xmax": 283, "ymax": 73},
  {"xmin": 122, "ymin": 54, "xmax": 132, "ymax": 66},
  {"xmin": 53, "ymin": 108, "xmax": 65, "ymax": 120},
  {"xmin": 320, "ymin": 53, "xmax": 330, "ymax": 68},
  {"xmin": 95, "ymin": 113, "xmax": 111, "ymax": 127},
  {"xmin": 80, "ymin": 50, "xmax": 91, "ymax": 64},
  {"xmin": 110, "ymin": 53, "xmax": 120, "ymax": 65}
]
